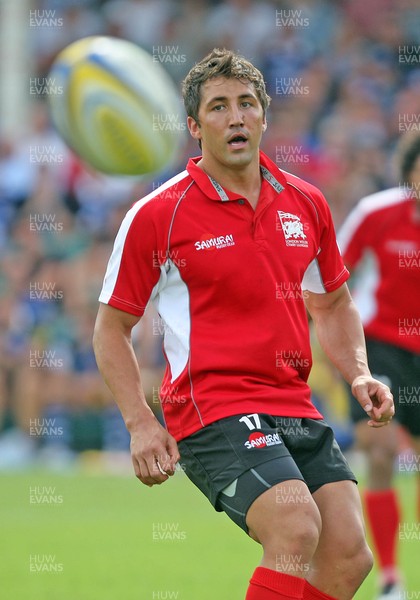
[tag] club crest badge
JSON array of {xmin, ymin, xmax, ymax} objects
[{"xmin": 277, "ymin": 211, "xmax": 308, "ymax": 247}]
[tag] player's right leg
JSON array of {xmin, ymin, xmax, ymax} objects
[
  {"xmin": 245, "ymin": 480, "xmax": 321, "ymax": 599},
  {"xmin": 246, "ymin": 479, "xmax": 320, "ymax": 572},
  {"xmin": 178, "ymin": 414, "xmax": 322, "ymax": 599}
]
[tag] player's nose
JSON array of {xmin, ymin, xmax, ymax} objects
[{"xmin": 229, "ymin": 105, "xmax": 244, "ymax": 127}]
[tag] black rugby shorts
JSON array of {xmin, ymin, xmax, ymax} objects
[
  {"xmin": 178, "ymin": 414, "xmax": 356, "ymax": 533},
  {"xmin": 349, "ymin": 338, "xmax": 420, "ymax": 437}
]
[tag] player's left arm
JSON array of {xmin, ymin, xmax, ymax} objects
[{"xmin": 304, "ymin": 283, "xmax": 394, "ymax": 428}]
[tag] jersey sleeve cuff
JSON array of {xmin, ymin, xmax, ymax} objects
[
  {"xmin": 98, "ymin": 293, "xmax": 146, "ymax": 317},
  {"xmin": 323, "ymin": 267, "xmax": 350, "ymax": 293}
]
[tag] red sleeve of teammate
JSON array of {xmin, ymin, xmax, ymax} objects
[
  {"xmin": 301, "ymin": 186, "xmax": 349, "ymax": 293},
  {"xmin": 337, "ymin": 202, "xmax": 372, "ymax": 270},
  {"xmin": 99, "ymin": 202, "xmax": 161, "ymax": 316},
  {"xmin": 317, "ymin": 196, "xmax": 350, "ymax": 292}
]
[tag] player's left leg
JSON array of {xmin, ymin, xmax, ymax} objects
[
  {"xmin": 273, "ymin": 418, "xmax": 371, "ymax": 599},
  {"xmin": 304, "ymin": 480, "xmax": 373, "ymax": 600}
]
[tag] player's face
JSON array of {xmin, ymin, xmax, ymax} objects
[{"xmin": 187, "ymin": 76, "xmax": 266, "ymax": 171}]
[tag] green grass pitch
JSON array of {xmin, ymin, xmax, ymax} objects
[{"xmin": 1, "ymin": 465, "xmax": 418, "ymax": 599}]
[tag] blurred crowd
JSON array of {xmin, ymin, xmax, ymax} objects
[{"xmin": 1, "ymin": 0, "xmax": 419, "ymax": 466}]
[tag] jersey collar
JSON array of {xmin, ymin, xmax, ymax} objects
[{"xmin": 186, "ymin": 150, "xmax": 286, "ymax": 202}]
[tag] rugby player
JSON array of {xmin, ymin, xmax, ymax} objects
[
  {"xmin": 93, "ymin": 49, "xmax": 394, "ymax": 600},
  {"xmin": 338, "ymin": 132, "xmax": 420, "ymax": 600}
]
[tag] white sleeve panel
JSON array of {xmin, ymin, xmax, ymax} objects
[
  {"xmin": 99, "ymin": 169, "xmax": 190, "ymax": 306},
  {"xmin": 301, "ymin": 256, "xmax": 326, "ymax": 293},
  {"xmin": 152, "ymin": 260, "xmax": 191, "ymax": 383},
  {"xmin": 98, "ymin": 201, "xmax": 144, "ymax": 305}
]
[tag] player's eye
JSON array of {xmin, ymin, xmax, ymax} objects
[{"xmin": 212, "ymin": 104, "xmax": 225, "ymax": 111}]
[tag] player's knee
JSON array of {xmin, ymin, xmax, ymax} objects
[
  {"xmin": 284, "ymin": 515, "xmax": 320, "ymax": 556},
  {"xmin": 348, "ymin": 545, "xmax": 373, "ymax": 589},
  {"xmin": 337, "ymin": 538, "xmax": 373, "ymax": 588},
  {"xmin": 361, "ymin": 544, "xmax": 374, "ymax": 578},
  {"xmin": 247, "ymin": 481, "xmax": 321, "ymax": 558},
  {"xmin": 259, "ymin": 504, "xmax": 321, "ymax": 558}
]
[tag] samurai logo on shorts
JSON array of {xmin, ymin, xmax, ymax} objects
[
  {"xmin": 244, "ymin": 431, "xmax": 282, "ymax": 449},
  {"xmin": 277, "ymin": 211, "xmax": 308, "ymax": 247}
]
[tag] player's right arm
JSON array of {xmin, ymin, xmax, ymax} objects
[{"xmin": 93, "ymin": 302, "xmax": 180, "ymax": 486}]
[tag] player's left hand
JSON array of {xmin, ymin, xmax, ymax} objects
[{"xmin": 351, "ymin": 375, "xmax": 395, "ymax": 428}]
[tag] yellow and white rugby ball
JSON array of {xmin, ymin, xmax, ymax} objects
[{"xmin": 48, "ymin": 36, "xmax": 185, "ymax": 176}]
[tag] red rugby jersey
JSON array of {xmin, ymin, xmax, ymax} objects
[
  {"xmin": 338, "ymin": 188, "xmax": 420, "ymax": 354},
  {"xmin": 99, "ymin": 151, "xmax": 349, "ymax": 441}
]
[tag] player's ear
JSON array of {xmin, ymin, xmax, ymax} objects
[
  {"xmin": 262, "ymin": 115, "xmax": 267, "ymax": 133},
  {"xmin": 187, "ymin": 116, "xmax": 202, "ymax": 142}
]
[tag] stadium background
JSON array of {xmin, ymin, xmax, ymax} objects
[{"xmin": 0, "ymin": 1, "xmax": 419, "ymax": 598}]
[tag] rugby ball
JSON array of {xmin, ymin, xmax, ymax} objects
[{"xmin": 48, "ymin": 36, "xmax": 185, "ymax": 176}]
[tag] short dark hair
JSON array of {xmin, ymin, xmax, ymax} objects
[
  {"xmin": 182, "ymin": 48, "xmax": 270, "ymax": 124},
  {"xmin": 396, "ymin": 131, "xmax": 420, "ymax": 182}
]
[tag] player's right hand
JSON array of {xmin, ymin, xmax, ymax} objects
[{"xmin": 129, "ymin": 417, "xmax": 180, "ymax": 487}]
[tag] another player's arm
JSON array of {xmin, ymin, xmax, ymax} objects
[
  {"xmin": 304, "ymin": 283, "xmax": 394, "ymax": 428},
  {"xmin": 93, "ymin": 302, "xmax": 180, "ymax": 485}
]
